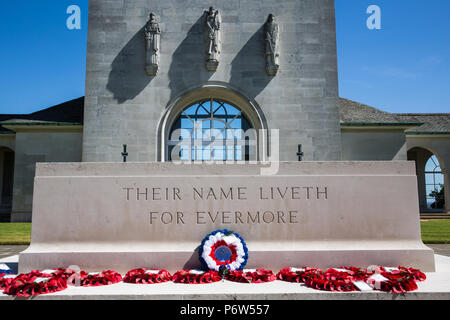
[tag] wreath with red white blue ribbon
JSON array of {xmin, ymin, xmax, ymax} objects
[{"xmin": 199, "ymin": 229, "xmax": 248, "ymax": 272}]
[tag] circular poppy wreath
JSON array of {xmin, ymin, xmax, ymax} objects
[
  {"xmin": 366, "ymin": 273, "xmax": 418, "ymax": 293},
  {"xmin": 276, "ymin": 267, "xmax": 323, "ymax": 283},
  {"xmin": 76, "ymin": 270, "xmax": 123, "ymax": 287},
  {"xmin": 373, "ymin": 266, "xmax": 426, "ymax": 282},
  {"xmin": 4, "ymin": 273, "xmax": 67, "ymax": 297},
  {"xmin": 172, "ymin": 269, "xmax": 221, "ymax": 284},
  {"xmin": 226, "ymin": 269, "xmax": 276, "ymax": 283},
  {"xmin": 366, "ymin": 267, "xmax": 422, "ymax": 293},
  {"xmin": 398, "ymin": 267, "xmax": 426, "ymax": 282},
  {"xmin": 303, "ymin": 267, "xmax": 371, "ymax": 292},
  {"xmin": 0, "ymin": 274, "xmax": 18, "ymax": 292},
  {"xmin": 123, "ymin": 269, "xmax": 172, "ymax": 284},
  {"xmin": 199, "ymin": 229, "xmax": 248, "ymax": 272},
  {"xmin": 323, "ymin": 267, "xmax": 369, "ymax": 282}
]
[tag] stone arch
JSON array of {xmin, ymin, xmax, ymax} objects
[
  {"xmin": 0, "ymin": 146, "xmax": 15, "ymax": 222},
  {"xmin": 157, "ymin": 82, "xmax": 268, "ymax": 162},
  {"xmin": 408, "ymin": 146, "xmax": 447, "ymax": 213}
]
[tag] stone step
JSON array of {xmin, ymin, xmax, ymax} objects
[{"xmin": 420, "ymin": 214, "xmax": 450, "ymax": 220}]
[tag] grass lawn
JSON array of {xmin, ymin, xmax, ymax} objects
[
  {"xmin": 0, "ymin": 221, "xmax": 449, "ymax": 245},
  {"xmin": 420, "ymin": 219, "xmax": 450, "ymax": 244},
  {"xmin": 0, "ymin": 223, "xmax": 31, "ymax": 245}
]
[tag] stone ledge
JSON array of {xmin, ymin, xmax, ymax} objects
[
  {"xmin": 2, "ymin": 255, "xmax": 450, "ymax": 300},
  {"xmin": 34, "ymin": 161, "xmax": 417, "ymax": 177}
]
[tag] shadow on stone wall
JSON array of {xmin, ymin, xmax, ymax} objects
[
  {"xmin": 230, "ymin": 25, "xmax": 273, "ymax": 100},
  {"xmin": 168, "ymin": 14, "xmax": 213, "ymax": 100},
  {"xmin": 107, "ymin": 26, "xmax": 153, "ymax": 104},
  {"xmin": 182, "ymin": 246, "xmax": 201, "ymax": 270},
  {"xmin": 106, "ymin": 19, "xmax": 273, "ymax": 105}
]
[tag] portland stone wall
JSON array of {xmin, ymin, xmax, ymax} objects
[{"xmin": 83, "ymin": 0, "xmax": 341, "ymax": 162}]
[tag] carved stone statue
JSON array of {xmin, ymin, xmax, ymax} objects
[
  {"xmin": 144, "ymin": 13, "xmax": 161, "ymax": 76},
  {"xmin": 264, "ymin": 14, "xmax": 280, "ymax": 76},
  {"xmin": 204, "ymin": 7, "xmax": 222, "ymax": 72}
]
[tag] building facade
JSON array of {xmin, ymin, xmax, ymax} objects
[{"xmin": 0, "ymin": 0, "xmax": 449, "ymax": 221}]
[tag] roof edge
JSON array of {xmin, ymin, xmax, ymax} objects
[
  {"xmin": 405, "ymin": 131, "xmax": 450, "ymax": 136},
  {"xmin": 340, "ymin": 121, "xmax": 423, "ymax": 127},
  {"xmin": 0, "ymin": 120, "xmax": 82, "ymax": 126}
]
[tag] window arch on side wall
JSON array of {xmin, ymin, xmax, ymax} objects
[{"xmin": 425, "ymin": 155, "xmax": 445, "ymax": 210}]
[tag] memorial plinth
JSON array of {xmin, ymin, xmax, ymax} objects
[{"xmin": 19, "ymin": 162, "xmax": 435, "ymax": 273}]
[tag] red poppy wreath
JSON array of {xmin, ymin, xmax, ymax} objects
[
  {"xmin": 123, "ymin": 268, "xmax": 172, "ymax": 284},
  {"xmin": 226, "ymin": 269, "xmax": 277, "ymax": 283},
  {"xmin": 172, "ymin": 269, "xmax": 221, "ymax": 284}
]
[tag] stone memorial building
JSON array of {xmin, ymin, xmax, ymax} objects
[{"xmin": 0, "ymin": 0, "xmax": 449, "ymax": 222}]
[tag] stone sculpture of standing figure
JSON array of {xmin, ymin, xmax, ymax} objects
[
  {"xmin": 145, "ymin": 13, "xmax": 161, "ymax": 76},
  {"xmin": 205, "ymin": 7, "xmax": 222, "ymax": 72},
  {"xmin": 265, "ymin": 14, "xmax": 280, "ymax": 76}
]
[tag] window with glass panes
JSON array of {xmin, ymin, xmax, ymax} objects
[
  {"xmin": 168, "ymin": 99, "xmax": 253, "ymax": 161},
  {"xmin": 425, "ymin": 155, "xmax": 445, "ymax": 209}
]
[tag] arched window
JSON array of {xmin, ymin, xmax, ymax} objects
[
  {"xmin": 0, "ymin": 147, "xmax": 14, "ymax": 221},
  {"xmin": 425, "ymin": 155, "xmax": 445, "ymax": 210},
  {"xmin": 168, "ymin": 99, "xmax": 254, "ymax": 161}
]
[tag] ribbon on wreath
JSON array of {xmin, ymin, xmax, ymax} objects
[
  {"xmin": 172, "ymin": 269, "xmax": 221, "ymax": 284},
  {"xmin": 123, "ymin": 269, "xmax": 172, "ymax": 284}
]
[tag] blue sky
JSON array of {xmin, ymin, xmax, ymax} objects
[
  {"xmin": 336, "ymin": 0, "xmax": 450, "ymax": 114},
  {"xmin": 0, "ymin": 0, "xmax": 448, "ymax": 114}
]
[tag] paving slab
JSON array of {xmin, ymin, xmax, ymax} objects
[
  {"xmin": 427, "ymin": 244, "xmax": 450, "ymax": 257},
  {"xmin": 0, "ymin": 246, "xmax": 28, "ymax": 259}
]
